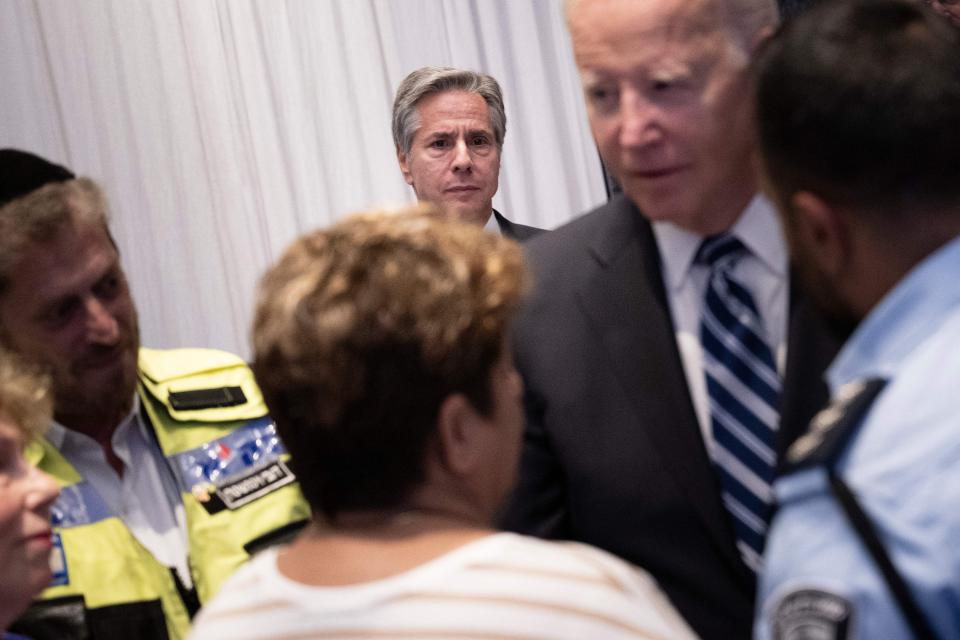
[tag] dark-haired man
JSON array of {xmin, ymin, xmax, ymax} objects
[{"xmin": 753, "ymin": 1, "xmax": 960, "ymax": 637}]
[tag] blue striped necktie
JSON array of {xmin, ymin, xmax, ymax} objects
[{"xmin": 697, "ymin": 234, "xmax": 781, "ymax": 573}]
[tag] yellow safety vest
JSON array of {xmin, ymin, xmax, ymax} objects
[{"xmin": 15, "ymin": 347, "xmax": 310, "ymax": 640}]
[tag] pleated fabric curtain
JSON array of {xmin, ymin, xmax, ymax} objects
[{"xmin": 0, "ymin": 0, "xmax": 606, "ymax": 358}]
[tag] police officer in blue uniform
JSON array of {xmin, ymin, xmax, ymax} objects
[{"xmin": 752, "ymin": 1, "xmax": 960, "ymax": 637}]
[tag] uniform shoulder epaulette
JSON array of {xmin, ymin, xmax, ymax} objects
[{"xmin": 784, "ymin": 377, "xmax": 888, "ymax": 473}]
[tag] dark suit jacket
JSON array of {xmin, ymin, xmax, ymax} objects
[
  {"xmin": 494, "ymin": 209, "xmax": 543, "ymax": 241},
  {"xmin": 500, "ymin": 194, "xmax": 839, "ymax": 640}
]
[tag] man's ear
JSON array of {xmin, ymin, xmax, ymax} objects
[
  {"xmin": 396, "ymin": 145, "xmax": 414, "ymax": 187},
  {"xmin": 750, "ymin": 24, "xmax": 777, "ymax": 55},
  {"xmin": 789, "ymin": 191, "xmax": 851, "ymax": 278},
  {"xmin": 433, "ymin": 393, "xmax": 484, "ymax": 477}
]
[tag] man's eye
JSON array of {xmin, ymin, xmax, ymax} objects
[
  {"xmin": 44, "ymin": 299, "xmax": 80, "ymax": 327},
  {"xmin": 651, "ymin": 73, "xmax": 695, "ymax": 95},
  {"xmin": 652, "ymin": 78, "xmax": 690, "ymax": 94},
  {"xmin": 587, "ymin": 86, "xmax": 618, "ymax": 110},
  {"xmin": 95, "ymin": 274, "xmax": 121, "ymax": 299},
  {"xmin": 430, "ymin": 139, "xmax": 448, "ymax": 149},
  {"xmin": 471, "ymin": 136, "xmax": 490, "ymax": 146}
]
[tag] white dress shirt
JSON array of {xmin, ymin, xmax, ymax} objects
[
  {"xmin": 47, "ymin": 395, "xmax": 193, "ymax": 587},
  {"xmin": 652, "ymin": 195, "xmax": 789, "ymax": 450}
]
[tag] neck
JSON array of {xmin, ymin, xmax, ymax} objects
[
  {"xmin": 317, "ymin": 501, "xmax": 489, "ymax": 539},
  {"xmin": 54, "ymin": 408, "xmax": 125, "ymax": 447},
  {"xmin": 279, "ymin": 506, "xmax": 492, "ymax": 587},
  {"xmin": 0, "ymin": 596, "xmax": 30, "ymax": 632},
  {"xmin": 443, "ymin": 204, "xmax": 494, "ymax": 227},
  {"xmin": 54, "ymin": 402, "xmax": 131, "ymax": 476},
  {"xmin": 696, "ymin": 186, "xmax": 756, "ymax": 237},
  {"xmin": 850, "ymin": 215, "xmax": 960, "ymax": 317}
]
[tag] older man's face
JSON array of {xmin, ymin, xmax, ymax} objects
[
  {"xmin": 397, "ymin": 90, "xmax": 501, "ymax": 227},
  {"xmin": 569, "ymin": 0, "xmax": 758, "ymax": 235},
  {"xmin": 0, "ymin": 222, "xmax": 140, "ymax": 430}
]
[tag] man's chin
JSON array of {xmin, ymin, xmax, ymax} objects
[
  {"xmin": 59, "ymin": 360, "xmax": 139, "ymax": 424},
  {"xmin": 623, "ymin": 186, "xmax": 694, "ymax": 227}
]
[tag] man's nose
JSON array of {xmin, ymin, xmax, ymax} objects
[
  {"xmin": 85, "ymin": 297, "xmax": 120, "ymax": 343},
  {"xmin": 451, "ymin": 139, "xmax": 473, "ymax": 172},
  {"xmin": 619, "ymin": 89, "xmax": 664, "ymax": 149}
]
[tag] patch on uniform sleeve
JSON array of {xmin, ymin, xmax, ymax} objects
[{"xmin": 773, "ymin": 588, "xmax": 852, "ymax": 640}]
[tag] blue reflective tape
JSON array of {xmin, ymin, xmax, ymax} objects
[
  {"xmin": 49, "ymin": 531, "xmax": 69, "ymax": 586},
  {"xmin": 170, "ymin": 416, "xmax": 287, "ymax": 493},
  {"xmin": 51, "ymin": 481, "xmax": 114, "ymax": 528}
]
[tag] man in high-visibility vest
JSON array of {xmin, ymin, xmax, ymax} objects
[{"xmin": 0, "ymin": 148, "xmax": 309, "ymax": 640}]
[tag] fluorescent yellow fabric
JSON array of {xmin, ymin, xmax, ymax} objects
[
  {"xmin": 25, "ymin": 347, "xmax": 309, "ymax": 638},
  {"xmin": 28, "ymin": 439, "xmax": 191, "ymax": 640}
]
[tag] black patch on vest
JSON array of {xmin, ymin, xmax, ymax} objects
[
  {"xmin": 11, "ymin": 595, "xmax": 88, "ymax": 640},
  {"xmin": 168, "ymin": 386, "xmax": 247, "ymax": 411},
  {"xmin": 773, "ymin": 588, "xmax": 852, "ymax": 640}
]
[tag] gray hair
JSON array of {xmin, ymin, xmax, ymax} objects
[
  {"xmin": 0, "ymin": 178, "xmax": 112, "ymax": 298},
  {"xmin": 723, "ymin": 0, "xmax": 779, "ymax": 53},
  {"xmin": 392, "ymin": 66, "xmax": 506, "ymax": 156}
]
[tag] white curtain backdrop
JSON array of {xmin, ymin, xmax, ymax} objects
[{"xmin": 0, "ymin": 0, "xmax": 607, "ymax": 358}]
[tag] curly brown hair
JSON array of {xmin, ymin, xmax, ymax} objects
[{"xmin": 252, "ymin": 206, "xmax": 527, "ymax": 520}]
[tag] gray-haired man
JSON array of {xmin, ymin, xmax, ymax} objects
[{"xmin": 392, "ymin": 66, "xmax": 541, "ymax": 240}]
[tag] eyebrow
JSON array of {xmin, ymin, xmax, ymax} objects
[
  {"xmin": 29, "ymin": 262, "xmax": 122, "ymax": 321},
  {"xmin": 423, "ymin": 128, "xmax": 493, "ymax": 141}
]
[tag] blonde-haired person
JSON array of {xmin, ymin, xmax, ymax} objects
[
  {"xmin": 0, "ymin": 351, "xmax": 60, "ymax": 636},
  {"xmin": 189, "ymin": 208, "xmax": 695, "ymax": 639}
]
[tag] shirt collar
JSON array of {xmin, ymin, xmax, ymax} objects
[
  {"xmin": 827, "ymin": 234, "xmax": 960, "ymax": 391},
  {"xmin": 46, "ymin": 394, "xmax": 141, "ymax": 449},
  {"xmin": 653, "ymin": 194, "xmax": 787, "ymax": 291}
]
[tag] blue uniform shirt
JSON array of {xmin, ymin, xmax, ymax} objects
[{"xmin": 756, "ymin": 236, "xmax": 960, "ymax": 639}]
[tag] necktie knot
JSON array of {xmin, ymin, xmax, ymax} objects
[{"xmin": 696, "ymin": 234, "xmax": 748, "ymax": 270}]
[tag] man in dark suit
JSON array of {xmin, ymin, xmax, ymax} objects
[
  {"xmin": 392, "ymin": 66, "xmax": 541, "ymax": 241},
  {"xmin": 500, "ymin": 0, "xmax": 839, "ymax": 638}
]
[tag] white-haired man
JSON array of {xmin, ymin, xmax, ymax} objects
[{"xmin": 500, "ymin": 1, "xmax": 839, "ymax": 637}]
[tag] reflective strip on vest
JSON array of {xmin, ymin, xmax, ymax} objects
[
  {"xmin": 51, "ymin": 481, "xmax": 114, "ymax": 528},
  {"xmin": 168, "ymin": 416, "xmax": 286, "ymax": 492},
  {"xmin": 29, "ymin": 348, "xmax": 309, "ymax": 640}
]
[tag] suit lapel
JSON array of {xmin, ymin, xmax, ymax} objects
[
  {"xmin": 574, "ymin": 197, "xmax": 747, "ymax": 577},
  {"xmin": 494, "ymin": 209, "xmax": 542, "ymax": 241}
]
